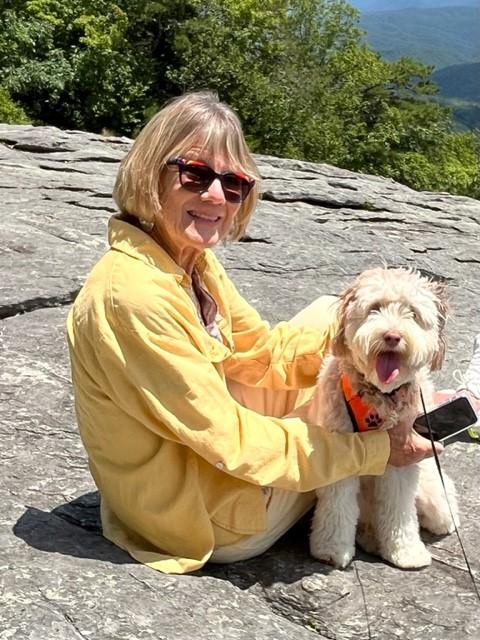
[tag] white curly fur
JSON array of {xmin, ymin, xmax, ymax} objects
[{"xmin": 305, "ymin": 267, "xmax": 459, "ymax": 569}]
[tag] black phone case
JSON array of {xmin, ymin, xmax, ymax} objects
[{"xmin": 414, "ymin": 396, "xmax": 478, "ymax": 442}]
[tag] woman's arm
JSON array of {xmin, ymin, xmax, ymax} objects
[{"xmin": 92, "ymin": 305, "xmax": 388, "ymax": 493}]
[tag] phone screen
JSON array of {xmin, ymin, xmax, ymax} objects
[{"xmin": 414, "ymin": 396, "xmax": 478, "ymax": 442}]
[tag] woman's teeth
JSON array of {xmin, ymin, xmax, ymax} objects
[{"xmin": 189, "ymin": 211, "xmax": 220, "ymax": 222}]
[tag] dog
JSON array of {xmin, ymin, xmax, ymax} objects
[{"xmin": 304, "ymin": 267, "xmax": 459, "ymax": 569}]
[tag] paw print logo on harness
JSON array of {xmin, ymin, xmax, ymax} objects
[
  {"xmin": 365, "ymin": 412, "xmax": 383, "ymax": 429},
  {"xmin": 341, "ymin": 373, "xmax": 384, "ymax": 433}
]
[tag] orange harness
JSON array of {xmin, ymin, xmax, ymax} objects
[{"xmin": 341, "ymin": 374, "xmax": 384, "ymax": 432}]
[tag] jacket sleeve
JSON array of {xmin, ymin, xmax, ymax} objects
[
  {"xmin": 208, "ymin": 254, "xmax": 337, "ymax": 390},
  {"xmin": 97, "ymin": 297, "xmax": 389, "ymax": 493}
]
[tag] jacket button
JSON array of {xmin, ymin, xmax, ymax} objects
[{"xmin": 215, "ymin": 461, "xmax": 225, "ymax": 470}]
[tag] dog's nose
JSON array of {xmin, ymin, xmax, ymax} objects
[{"xmin": 383, "ymin": 331, "xmax": 402, "ymax": 347}]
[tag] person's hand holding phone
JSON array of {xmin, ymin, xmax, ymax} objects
[{"xmin": 387, "ymin": 407, "xmax": 443, "ymax": 467}]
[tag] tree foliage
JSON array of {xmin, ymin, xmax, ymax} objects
[
  {"xmin": 0, "ymin": 0, "xmax": 478, "ymax": 197},
  {"xmin": 0, "ymin": 87, "xmax": 30, "ymax": 124},
  {"xmin": 0, "ymin": 0, "xmax": 177, "ymax": 133}
]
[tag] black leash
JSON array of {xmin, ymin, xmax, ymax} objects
[
  {"xmin": 354, "ymin": 389, "xmax": 479, "ymax": 640},
  {"xmin": 419, "ymin": 388, "xmax": 480, "ymax": 601}
]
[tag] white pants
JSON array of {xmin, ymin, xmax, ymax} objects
[{"xmin": 209, "ymin": 295, "xmax": 338, "ymax": 563}]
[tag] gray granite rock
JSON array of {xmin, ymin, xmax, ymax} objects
[{"xmin": 1, "ymin": 124, "xmax": 479, "ymax": 640}]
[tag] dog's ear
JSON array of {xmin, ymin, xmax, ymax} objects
[
  {"xmin": 430, "ymin": 281, "xmax": 449, "ymax": 371},
  {"xmin": 331, "ymin": 284, "xmax": 357, "ymax": 358}
]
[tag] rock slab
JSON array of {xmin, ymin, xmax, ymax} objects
[{"xmin": 1, "ymin": 124, "xmax": 480, "ymax": 640}]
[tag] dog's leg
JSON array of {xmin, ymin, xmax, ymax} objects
[
  {"xmin": 310, "ymin": 477, "xmax": 359, "ymax": 568},
  {"xmin": 356, "ymin": 477, "xmax": 380, "ymax": 556},
  {"xmin": 416, "ymin": 458, "xmax": 459, "ymax": 535},
  {"xmin": 374, "ymin": 465, "xmax": 431, "ymax": 568}
]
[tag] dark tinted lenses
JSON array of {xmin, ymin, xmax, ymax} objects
[
  {"xmin": 168, "ymin": 158, "xmax": 254, "ymax": 203},
  {"xmin": 181, "ymin": 164, "xmax": 216, "ymax": 191},
  {"xmin": 221, "ymin": 173, "xmax": 250, "ymax": 202}
]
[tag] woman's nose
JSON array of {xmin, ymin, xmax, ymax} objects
[{"xmin": 202, "ymin": 177, "xmax": 226, "ymax": 202}]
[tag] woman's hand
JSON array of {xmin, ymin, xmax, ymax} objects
[{"xmin": 387, "ymin": 409, "xmax": 444, "ymax": 467}]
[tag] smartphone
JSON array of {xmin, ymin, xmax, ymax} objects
[{"xmin": 414, "ymin": 396, "xmax": 478, "ymax": 443}]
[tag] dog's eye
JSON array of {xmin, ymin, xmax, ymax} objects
[
  {"xmin": 369, "ymin": 303, "xmax": 381, "ymax": 313},
  {"xmin": 409, "ymin": 307, "xmax": 422, "ymax": 323}
]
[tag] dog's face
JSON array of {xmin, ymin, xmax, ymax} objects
[{"xmin": 332, "ymin": 268, "xmax": 448, "ymax": 391}]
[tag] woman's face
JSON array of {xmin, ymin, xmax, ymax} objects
[{"xmin": 154, "ymin": 146, "xmax": 243, "ymax": 271}]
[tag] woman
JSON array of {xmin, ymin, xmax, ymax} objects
[{"xmin": 67, "ymin": 91, "xmax": 453, "ymax": 574}]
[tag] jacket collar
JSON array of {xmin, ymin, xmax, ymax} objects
[{"xmin": 108, "ymin": 215, "xmax": 209, "ymax": 285}]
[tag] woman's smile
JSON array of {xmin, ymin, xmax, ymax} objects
[{"xmin": 187, "ymin": 209, "xmax": 222, "ymax": 223}]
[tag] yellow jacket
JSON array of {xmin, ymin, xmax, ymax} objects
[{"xmin": 67, "ymin": 217, "xmax": 389, "ymax": 573}]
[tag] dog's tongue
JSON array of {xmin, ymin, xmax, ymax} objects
[{"xmin": 376, "ymin": 352, "xmax": 400, "ymax": 385}]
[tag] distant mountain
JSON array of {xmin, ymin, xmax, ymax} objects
[
  {"xmin": 445, "ymin": 100, "xmax": 480, "ymax": 131},
  {"xmin": 433, "ymin": 62, "xmax": 480, "ymax": 101},
  {"xmin": 359, "ymin": 7, "xmax": 480, "ymax": 69},
  {"xmin": 356, "ymin": 5, "xmax": 480, "ymax": 131},
  {"xmin": 350, "ymin": 1, "xmax": 479, "ymax": 12},
  {"xmin": 431, "ymin": 63, "xmax": 480, "ymax": 131}
]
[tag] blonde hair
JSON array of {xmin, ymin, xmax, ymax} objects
[{"xmin": 113, "ymin": 91, "xmax": 261, "ymax": 241}]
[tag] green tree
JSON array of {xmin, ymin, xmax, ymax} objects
[
  {"xmin": 167, "ymin": 0, "xmax": 362, "ymax": 157},
  {"xmin": 0, "ymin": 87, "xmax": 30, "ymax": 124},
  {"xmin": 0, "ymin": 0, "xmax": 186, "ymax": 133},
  {"xmin": 1, "ymin": 0, "xmax": 478, "ymax": 197},
  {"xmin": 166, "ymin": 0, "xmax": 480, "ymax": 197}
]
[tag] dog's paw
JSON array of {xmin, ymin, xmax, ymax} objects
[
  {"xmin": 309, "ymin": 541, "xmax": 355, "ymax": 569},
  {"xmin": 419, "ymin": 508, "xmax": 459, "ymax": 535},
  {"xmin": 381, "ymin": 541, "xmax": 431, "ymax": 569}
]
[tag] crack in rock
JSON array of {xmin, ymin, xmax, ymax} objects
[
  {"xmin": 38, "ymin": 163, "xmax": 89, "ymax": 174},
  {"xmin": 262, "ymin": 594, "xmax": 335, "ymax": 639},
  {"xmin": 37, "ymin": 588, "xmax": 90, "ymax": 640},
  {"xmin": 230, "ymin": 265, "xmax": 319, "ymax": 275},
  {"xmin": 0, "ymin": 290, "xmax": 80, "ymax": 319},
  {"xmin": 262, "ymin": 191, "xmax": 364, "ymax": 209},
  {"xmin": 42, "ymin": 185, "xmax": 97, "ymax": 193},
  {"xmin": 326, "ymin": 181, "xmax": 358, "ymax": 191},
  {"xmin": 40, "ymin": 194, "xmax": 117, "ymax": 212},
  {"xmin": 7, "ymin": 142, "xmax": 75, "ymax": 153},
  {"xmin": 454, "ymin": 257, "xmax": 480, "ymax": 264},
  {"xmin": 71, "ymin": 155, "xmax": 120, "ymax": 163},
  {"xmin": 354, "ymin": 215, "xmax": 409, "ymax": 224},
  {"xmin": 239, "ymin": 235, "xmax": 272, "ymax": 244}
]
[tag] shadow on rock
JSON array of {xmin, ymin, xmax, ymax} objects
[
  {"xmin": 199, "ymin": 511, "xmax": 366, "ymax": 588},
  {"xmin": 14, "ymin": 493, "xmax": 385, "ymax": 588},
  {"xmin": 13, "ymin": 491, "xmax": 133, "ymax": 565}
]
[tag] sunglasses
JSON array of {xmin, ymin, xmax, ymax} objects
[{"xmin": 167, "ymin": 157, "xmax": 255, "ymax": 204}]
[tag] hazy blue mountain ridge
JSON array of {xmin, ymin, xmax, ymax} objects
[
  {"xmin": 359, "ymin": 7, "xmax": 480, "ymax": 69},
  {"xmin": 355, "ymin": 3, "xmax": 480, "ymax": 130},
  {"xmin": 350, "ymin": 1, "xmax": 479, "ymax": 12},
  {"xmin": 432, "ymin": 63, "xmax": 480, "ymax": 101}
]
